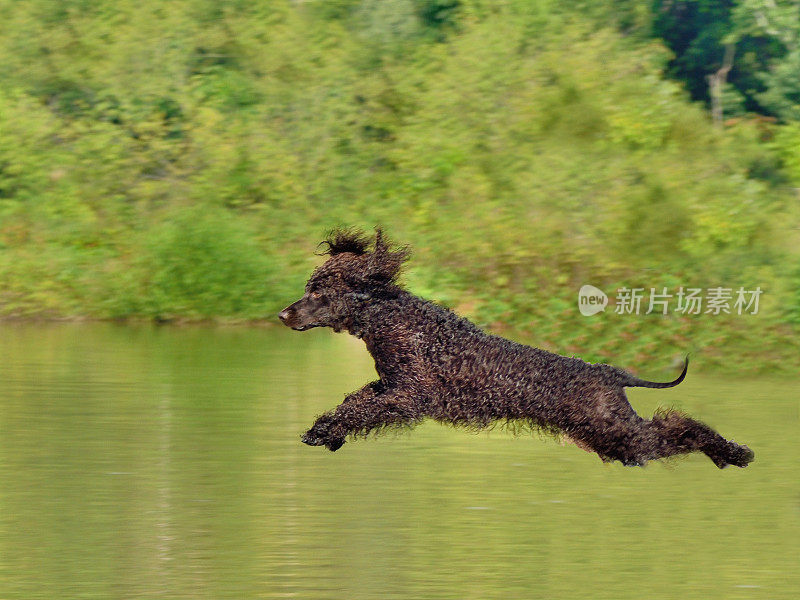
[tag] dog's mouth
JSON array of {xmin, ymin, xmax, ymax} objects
[{"xmin": 292, "ymin": 323, "xmax": 318, "ymax": 331}]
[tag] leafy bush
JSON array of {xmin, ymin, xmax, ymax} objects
[{"xmin": 131, "ymin": 206, "xmax": 276, "ymax": 320}]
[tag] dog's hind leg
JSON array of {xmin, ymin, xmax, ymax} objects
[
  {"xmin": 642, "ymin": 410, "xmax": 754, "ymax": 468},
  {"xmin": 565, "ymin": 389, "xmax": 754, "ymax": 468},
  {"xmin": 302, "ymin": 381, "xmax": 421, "ymax": 451}
]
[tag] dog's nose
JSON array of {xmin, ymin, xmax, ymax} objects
[{"xmin": 278, "ymin": 309, "xmax": 290, "ymax": 323}]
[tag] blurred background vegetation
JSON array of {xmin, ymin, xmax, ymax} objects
[{"xmin": 0, "ymin": 0, "xmax": 798, "ymax": 372}]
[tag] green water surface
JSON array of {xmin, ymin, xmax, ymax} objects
[{"xmin": 0, "ymin": 323, "xmax": 797, "ymax": 599}]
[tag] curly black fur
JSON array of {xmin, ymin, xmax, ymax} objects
[
  {"xmin": 317, "ymin": 228, "xmax": 371, "ymax": 256},
  {"xmin": 279, "ymin": 229, "xmax": 754, "ymax": 468}
]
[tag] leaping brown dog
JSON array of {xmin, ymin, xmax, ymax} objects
[{"xmin": 280, "ymin": 228, "xmax": 753, "ymax": 468}]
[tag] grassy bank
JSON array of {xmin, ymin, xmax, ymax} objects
[{"xmin": 0, "ymin": 1, "xmax": 798, "ymax": 372}]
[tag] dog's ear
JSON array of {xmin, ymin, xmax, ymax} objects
[
  {"xmin": 317, "ymin": 228, "xmax": 370, "ymax": 256},
  {"xmin": 367, "ymin": 228, "xmax": 410, "ymax": 284}
]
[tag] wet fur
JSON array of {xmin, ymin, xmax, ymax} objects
[{"xmin": 279, "ymin": 229, "xmax": 754, "ymax": 468}]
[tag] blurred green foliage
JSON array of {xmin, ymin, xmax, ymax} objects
[{"xmin": 0, "ymin": 0, "xmax": 798, "ymax": 372}]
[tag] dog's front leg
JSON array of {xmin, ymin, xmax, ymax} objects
[
  {"xmin": 302, "ymin": 382, "xmax": 418, "ymax": 451},
  {"xmin": 302, "ymin": 381, "xmax": 381, "ymax": 451}
]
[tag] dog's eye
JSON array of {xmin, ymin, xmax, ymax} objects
[{"xmin": 309, "ymin": 291, "xmax": 322, "ymax": 300}]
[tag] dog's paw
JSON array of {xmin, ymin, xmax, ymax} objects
[
  {"xmin": 725, "ymin": 443, "xmax": 755, "ymax": 468},
  {"xmin": 301, "ymin": 430, "xmax": 326, "ymax": 446},
  {"xmin": 325, "ymin": 436, "xmax": 345, "ymax": 452},
  {"xmin": 302, "ymin": 415, "xmax": 345, "ymax": 450},
  {"xmin": 709, "ymin": 442, "xmax": 755, "ymax": 468}
]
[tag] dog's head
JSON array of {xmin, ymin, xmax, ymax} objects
[{"xmin": 278, "ymin": 228, "xmax": 409, "ymax": 333}]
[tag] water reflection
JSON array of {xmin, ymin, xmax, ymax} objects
[{"xmin": 0, "ymin": 323, "xmax": 797, "ymax": 599}]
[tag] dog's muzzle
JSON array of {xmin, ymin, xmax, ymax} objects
[{"xmin": 278, "ymin": 306, "xmax": 316, "ymax": 330}]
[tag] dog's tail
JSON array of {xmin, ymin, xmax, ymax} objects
[{"xmin": 621, "ymin": 355, "xmax": 689, "ymax": 389}]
